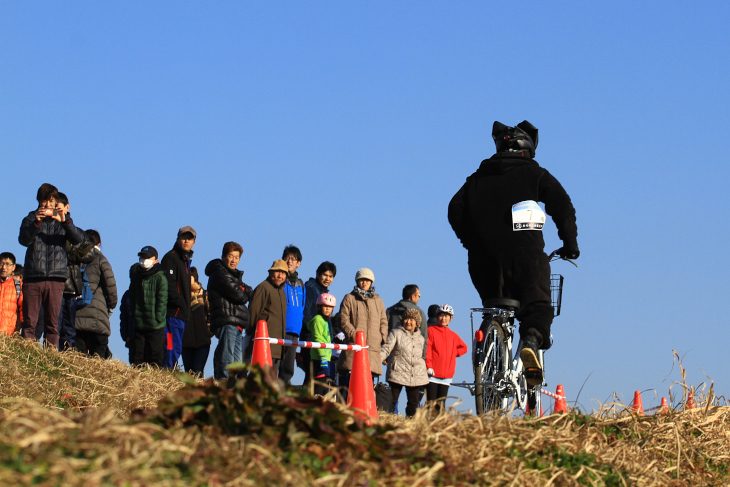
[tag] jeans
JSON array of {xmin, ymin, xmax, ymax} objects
[
  {"xmin": 164, "ymin": 317, "xmax": 185, "ymax": 369},
  {"xmin": 58, "ymin": 295, "xmax": 77, "ymax": 351},
  {"xmin": 182, "ymin": 345, "xmax": 210, "ymax": 377},
  {"xmin": 213, "ymin": 325, "xmax": 242, "ymax": 380}
]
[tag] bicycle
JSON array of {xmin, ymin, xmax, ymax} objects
[{"xmin": 460, "ymin": 250, "xmax": 576, "ymax": 415}]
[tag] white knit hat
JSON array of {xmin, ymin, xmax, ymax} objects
[{"xmin": 355, "ymin": 268, "xmax": 374, "ymax": 282}]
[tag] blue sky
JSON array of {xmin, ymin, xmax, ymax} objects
[{"xmin": 2, "ymin": 2, "xmax": 729, "ymax": 414}]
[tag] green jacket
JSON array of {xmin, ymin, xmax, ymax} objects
[
  {"xmin": 129, "ymin": 263, "xmax": 168, "ymax": 331},
  {"xmin": 307, "ymin": 314, "xmax": 332, "ymax": 361}
]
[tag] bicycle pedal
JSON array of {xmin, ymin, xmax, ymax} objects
[{"xmin": 524, "ymin": 368, "xmax": 543, "ymax": 386}]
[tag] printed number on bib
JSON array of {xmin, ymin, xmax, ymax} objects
[{"xmin": 512, "ymin": 200, "xmax": 545, "ymax": 231}]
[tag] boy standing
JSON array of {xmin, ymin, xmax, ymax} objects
[
  {"xmin": 280, "ymin": 246, "xmax": 305, "ymax": 386},
  {"xmin": 129, "ymin": 246, "xmax": 168, "ymax": 367},
  {"xmin": 0, "ymin": 252, "xmax": 22, "ymax": 335}
]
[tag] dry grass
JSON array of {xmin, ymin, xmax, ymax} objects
[
  {"xmin": 0, "ymin": 333, "xmax": 188, "ymax": 416},
  {"xmin": 0, "ymin": 334, "xmax": 729, "ymax": 486}
]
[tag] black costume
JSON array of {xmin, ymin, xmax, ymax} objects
[{"xmin": 448, "ymin": 123, "xmax": 578, "ymax": 350}]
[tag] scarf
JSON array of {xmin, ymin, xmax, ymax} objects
[{"xmin": 352, "ymin": 285, "xmax": 375, "ymax": 299}]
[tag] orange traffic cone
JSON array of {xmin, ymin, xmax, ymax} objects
[
  {"xmin": 251, "ymin": 320, "xmax": 273, "ymax": 368},
  {"xmin": 348, "ymin": 330, "xmax": 378, "ymax": 422},
  {"xmin": 686, "ymin": 391, "xmax": 696, "ymax": 409},
  {"xmin": 659, "ymin": 397, "xmax": 669, "ymax": 415},
  {"xmin": 554, "ymin": 384, "xmax": 568, "ymax": 414},
  {"xmin": 632, "ymin": 390, "xmax": 644, "ymax": 415}
]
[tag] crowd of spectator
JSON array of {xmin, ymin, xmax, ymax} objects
[{"xmin": 1, "ymin": 183, "xmax": 468, "ymax": 416}]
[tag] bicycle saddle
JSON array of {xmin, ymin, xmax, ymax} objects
[{"xmin": 482, "ymin": 298, "xmax": 520, "ymax": 311}]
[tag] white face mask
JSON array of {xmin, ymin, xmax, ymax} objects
[{"xmin": 139, "ymin": 258, "xmax": 155, "ymax": 269}]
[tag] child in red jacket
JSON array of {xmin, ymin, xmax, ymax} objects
[{"xmin": 425, "ymin": 304, "xmax": 467, "ymax": 413}]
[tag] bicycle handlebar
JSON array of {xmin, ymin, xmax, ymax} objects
[{"xmin": 549, "ymin": 249, "xmax": 579, "ymax": 268}]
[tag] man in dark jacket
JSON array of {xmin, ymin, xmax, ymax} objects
[
  {"xmin": 18, "ymin": 183, "xmax": 85, "ymax": 348},
  {"xmin": 206, "ymin": 241, "xmax": 254, "ymax": 380},
  {"xmin": 386, "ymin": 284, "xmax": 428, "ymax": 356},
  {"xmin": 448, "ymin": 121, "xmax": 579, "ymax": 384},
  {"xmin": 56, "ymin": 192, "xmax": 95, "ymax": 351},
  {"xmin": 300, "ymin": 261, "xmax": 337, "ymax": 385},
  {"xmin": 249, "ymin": 259, "xmax": 288, "ymax": 372},
  {"xmin": 161, "ymin": 226, "xmax": 196, "ymax": 369},
  {"xmin": 75, "ymin": 230, "xmax": 118, "ymax": 358}
]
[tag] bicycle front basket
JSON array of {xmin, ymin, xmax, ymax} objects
[{"xmin": 550, "ymin": 274, "xmax": 564, "ymax": 317}]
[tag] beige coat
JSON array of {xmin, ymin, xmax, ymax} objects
[
  {"xmin": 380, "ymin": 326, "xmax": 429, "ymax": 387},
  {"xmin": 337, "ymin": 290, "xmax": 388, "ymax": 375}
]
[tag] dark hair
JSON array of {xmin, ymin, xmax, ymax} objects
[
  {"xmin": 57, "ymin": 192, "xmax": 69, "ymax": 206},
  {"xmin": 86, "ymin": 229, "xmax": 101, "ymax": 246},
  {"xmin": 427, "ymin": 304, "xmax": 440, "ymax": 319},
  {"xmin": 282, "ymin": 245, "xmax": 302, "ymax": 262},
  {"xmin": 190, "ymin": 267, "xmax": 199, "ymax": 283},
  {"xmin": 36, "ymin": 183, "xmax": 59, "ymax": 204},
  {"xmin": 13, "ymin": 264, "xmax": 23, "ymax": 277},
  {"xmin": 402, "ymin": 284, "xmax": 419, "ymax": 301},
  {"xmin": 0, "ymin": 252, "xmax": 16, "ymax": 265},
  {"xmin": 222, "ymin": 241, "xmax": 243, "ymax": 258},
  {"xmin": 316, "ymin": 261, "xmax": 337, "ymax": 277}
]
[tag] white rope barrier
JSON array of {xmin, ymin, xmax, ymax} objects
[{"xmin": 254, "ymin": 337, "xmax": 368, "ymax": 351}]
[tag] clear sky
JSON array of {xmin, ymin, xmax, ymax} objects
[{"xmin": 2, "ymin": 2, "xmax": 728, "ymax": 414}]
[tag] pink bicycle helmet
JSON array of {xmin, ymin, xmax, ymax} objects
[{"xmin": 316, "ymin": 293, "xmax": 336, "ymax": 307}]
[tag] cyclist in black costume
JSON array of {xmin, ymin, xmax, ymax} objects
[{"xmin": 448, "ymin": 120, "xmax": 579, "ymax": 385}]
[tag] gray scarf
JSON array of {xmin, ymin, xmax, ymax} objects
[{"xmin": 352, "ymin": 285, "xmax": 375, "ymax": 299}]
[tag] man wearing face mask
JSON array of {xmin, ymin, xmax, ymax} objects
[{"xmin": 129, "ymin": 246, "xmax": 168, "ymax": 367}]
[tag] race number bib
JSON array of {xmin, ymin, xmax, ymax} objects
[{"xmin": 512, "ymin": 200, "xmax": 545, "ymax": 231}]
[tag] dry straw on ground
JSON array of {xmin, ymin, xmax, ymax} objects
[
  {"xmin": 0, "ymin": 334, "xmax": 728, "ymax": 486},
  {"xmin": 0, "ymin": 332, "xmax": 186, "ymax": 415}
]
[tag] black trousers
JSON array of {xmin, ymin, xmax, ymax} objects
[
  {"xmin": 468, "ymin": 250, "xmax": 553, "ymax": 349},
  {"xmin": 76, "ymin": 330, "xmax": 110, "ymax": 359},
  {"xmin": 390, "ymin": 383, "xmax": 422, "ymax": 417},
  {"xmin": 426, "ymin": 382, "xmax": 450, "ymax": 414},
  {"xmin": 131, "ymin": 327, "xmax": 165, "ymax": 367}
]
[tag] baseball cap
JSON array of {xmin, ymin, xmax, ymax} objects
[{"xmin": 138, "ymin": 246, "xmax": 158, "ymax": 259}]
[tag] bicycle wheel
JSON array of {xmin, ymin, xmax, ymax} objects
[{"xmin": 475, "ymin": 321, "xmax": 509, "ymax": 414}]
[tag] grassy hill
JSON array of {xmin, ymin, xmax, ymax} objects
[{"xmin": 0, "ymin": 333, "xmax": 728, "ymax": 486}]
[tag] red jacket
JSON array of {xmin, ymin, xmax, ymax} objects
[
  {"xmin": 0, "ymin": 278, "xmax": 22, "ymax": 335},
  {"xmin": 426, "ymin": 325, "xmax": 468, "ymax": 379}
]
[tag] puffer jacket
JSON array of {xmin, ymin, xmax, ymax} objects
[
  {"xmin": 249, "ymin": 278, "xmax": 287, "ymax": 359},
  {"xmin": 386, "ymin": 299, "xmax": 428, "ymax": 357},
  {"xmin": 161, "ymin": 243, "xmax": 193, "ymax": 321},
  {"xmin": 0, "ymin": 278, "xmax": 22, "ymax": 335},
  {"xmin": 337, "ymin": 288, "xmax": 388, "ymax": 375},
  {"xmin": 129, "ymin": 263, "xmax": 168, "ymax": 332},
  {"xmin": 205, "ymin": 259, "xmax": 253, "ymax": 333},
  {"xmin": 18, "ymin": 212, "xmax": 85, "ymax": 281},
  {"xmin": 75, "ymin": 249, "xmax": 118, "ymax": 336},
  {"xmin": 182, "ymin": 282, "xmax": 211, "ymax": 349},
  {"xmin": 380, "ymin": 326, "xmax": 429, "ymax": 387},
  {"xmin": 301, "ymin": 277, "xmax": 328, "ymax": 341}
]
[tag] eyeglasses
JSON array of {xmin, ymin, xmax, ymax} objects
[
  {"xmin": 284, "ymin": 256, "xmax": 300, "ymax": 263},
  {"xmin": 0, "ymin": 263, "xmax": 14, "ymax": 268}
]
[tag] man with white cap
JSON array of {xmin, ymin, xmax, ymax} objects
[{"xmin": 161, "ymin": 225, "xmax": 196, "ymax": 369}]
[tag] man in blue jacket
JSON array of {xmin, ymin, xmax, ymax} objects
[
  {"xmin": 279, "ymin": 245, "xmax": 305, "ymax": 386},
  {"xmin": 18, "ymin": 183, "xmax": 85, "ymax": 348}
]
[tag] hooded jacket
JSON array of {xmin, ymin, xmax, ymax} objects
[
  {"xmin": 337, "ymin": 288, "xmax": 388, "ymax": 375},
  {"xmin": 18, "ymin": 212, "xmax": 85, "ymax": 281},
  {"xmin": 426, "ymin": 325, "xmax": 468, "ymax": 380},
  {"xmin": 205, "ymin": 258, "xmax": 253, "ymax": 333},
  {"xmin": 75, "ymin": 248, "xmax": 118, "ymax": 336},
  {"xmin": 0, "ymin": 277, "xmax": 22, "ymax": 335},
  {"xmin": 161, "ymin": 243, "xmax": 193, "ymax": 321},
  {"xmin": 129, "ymin": 263, "xmax": 168, "ymax": 332},
  {"xmin": 249, "ymin": 278, "xmax": 287, "ymax": 359},
  {"xmin": 448, "ymin": 153, "xmax": 577, "ymax": 256},
  {"xmin": 63, "ymin": 225, "xmax": 95, "ymax": 296},
  {"xmin": 380, "ymin": 326, "xmax": 429, "ymax": 387},
  {"xmin": 283, "ymin": 271, "xmax": 305, "ymax": 335}
]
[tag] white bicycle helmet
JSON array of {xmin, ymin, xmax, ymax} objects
[{"xmin": 437, "ymin": 304, "xmax": 454, "ymax": 316}]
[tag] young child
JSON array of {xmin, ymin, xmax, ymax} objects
[
  {"xmin": 380, "ymin": 308, "xmax": 429, "ymax": 417},
  {"xmin": 306, "ymin": 293, "xmax": 336, "ymax": 395},
  {"xmin": 129, "ymin": 246, "xmax": 168, "ymax": 367},
  {"xmin": 425, "ymin": 304, "xmax": 468, "ymax": 413}
]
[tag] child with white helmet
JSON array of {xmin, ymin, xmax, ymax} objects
[
  {"xmin": 425, "ymin": 304, "xmax": 468, "ymax": 414},
  {"xmin": 306, "ymin": 292, "xmax": 337, "ymax": 395}
]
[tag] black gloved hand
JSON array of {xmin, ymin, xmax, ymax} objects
[{"xmin": 557, "ymin": 243, "xmax": 580, "ymax": 260}]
